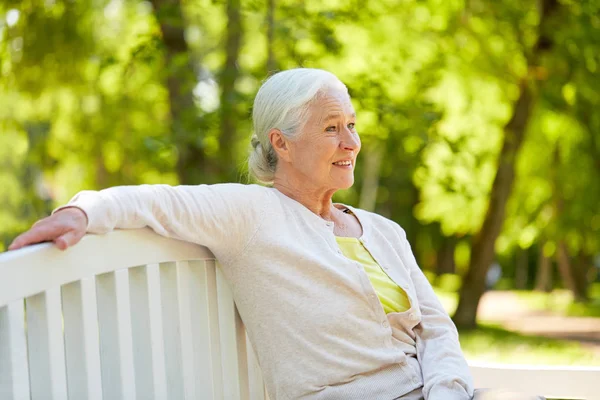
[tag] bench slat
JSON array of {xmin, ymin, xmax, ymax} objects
[
  {"xmin": 129, "ymin": 264, "xmax": 167, "ymax": 400},
  {"xmin": 26, "ymin": 288, "xmax": 68, "ymax": 400},
  {"xmin": 0, "ymin": 229, "xmax": 213, "ymax": 308},
  {"xmin": 62, "ymin": 278, "xmax": 103, "ymax": 400},
  {"xmin": 246, "ymin": 333, "xmax": 266, "ymax": 400},
  {"xmin": 185, "ymin": 260, "xmax": 221, "ymax": 400},
  {"xmin": 236, "ymin": 306, "xmax": 251, "ymax": 400},
  {"xmin": 0, "ymin": 301, "xmax": 30, "ymax": 400},
  {"xmin": 159, "ymin": 261, "xmax": 188, "ymax": 399},
  {"xmin": 96, "ymin": 270, "xmax": 136, "ymax": 400},
  {"xmin": 175, "ymin": 261, "xmax": 200, "ymax": 399},
  {"xmin": 205, "ymin": 260, "xmax": 225, "ymax": 399},
  {"xmin": 217, "ymin": 266, "xmax": 244, "ymax": 400}
]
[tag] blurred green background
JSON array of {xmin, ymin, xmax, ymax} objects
[{"xmin": 1, "ymin": 0, "xmax": 599, "ymax": 364}]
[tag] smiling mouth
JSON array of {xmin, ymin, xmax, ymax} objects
[{"xmin": 332, "ymin": 161, "xmax": 352, "ymax": 167}]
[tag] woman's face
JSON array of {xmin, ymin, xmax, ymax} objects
[{"xmin": 285, "ymin": 87, "xmax": 361, "ymax": 192}]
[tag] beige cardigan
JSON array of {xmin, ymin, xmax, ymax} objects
[{"xmin": 64, "ymin": 183, "xmax": 474, "ymax": 400}]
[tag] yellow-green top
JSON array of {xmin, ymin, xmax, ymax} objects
[{"xmin": 335, "ymin": 236, "xmax": 410, "ymax": 314}]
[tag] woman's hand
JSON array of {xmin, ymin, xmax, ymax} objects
[{"xmin": 8, "ymin": 207, "xmax": 88, "ymax": 251}]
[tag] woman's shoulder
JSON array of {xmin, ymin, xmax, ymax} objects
[
  {"xmin": 190, "ymin": 182, "xmax": 274, "ymax": 200},
  {"xmin": 348, "ymin": 206, "xmax": 407, "ymax": 237},
  {"xmin": 176, "ymin": 183, "xmax": 275, "ymax": 216}
]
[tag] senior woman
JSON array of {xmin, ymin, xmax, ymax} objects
[{"xmin": 10, "ymin": 69, "xmax": 542, "ymax": 400}]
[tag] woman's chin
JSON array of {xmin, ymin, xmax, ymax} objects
[{"xmin": 336, "ymin": 176, "xmax": 355, "ymax": 190}]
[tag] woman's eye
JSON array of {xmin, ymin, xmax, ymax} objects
[
  {"xmin": 348, "ymin": 123, "xmax": 355, "ymax": 130},
  {"xmin": 325, "ymin": 126, "xmax": 337, "ymax": 132}
]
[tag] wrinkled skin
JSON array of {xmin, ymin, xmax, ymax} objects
[{"xmin": 9, "ymin": 207, "xmax": 88, "ymax": 251}]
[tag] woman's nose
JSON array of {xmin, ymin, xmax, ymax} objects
[{"xmin": 341, "ymin": 128, "xmax": 360, "ymax": 151}]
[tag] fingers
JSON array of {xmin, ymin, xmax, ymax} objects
[
  {"xmin": 8, "ymin": 208, "xmax": 88, "ymax": 251},
  {"xmin": 8, "ymin": 222, "xmax": 64, "ymax": 251},
  {"xmin": 53, "ymin": 230, "xmax": 85, "ymax": 251},
  {"xmin": 8, "ymin": 235, "xmax": 26, "ymax": 251},
  {"xmin": 54, "ymin": 236, "xmax": 69, "ymax": 251}
]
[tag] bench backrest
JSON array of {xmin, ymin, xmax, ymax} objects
[
  {"xmin": 1, "ymin": 229, "xmax": 598, "ymax": 400},
  {"xmin": 0, "ymin": 229, "xmax": 266, "ymax": 400}
]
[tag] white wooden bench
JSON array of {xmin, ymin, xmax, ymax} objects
[{"xmin": 0, "ymin": 228, "xmax": 598, "ymax": 400}]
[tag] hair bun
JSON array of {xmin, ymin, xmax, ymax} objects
[{"xmin": 251, "ymin": 134, "xmax": 261, "ymax": 150}]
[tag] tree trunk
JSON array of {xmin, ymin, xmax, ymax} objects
[
  {"xmin": 571, "ymin": 255, "xmax": 590, "ymax": 302},
  {"xmin": 453, "ymin": 80, "xmax": 534, "ymax": 327},
  {"xmin": 358, "ymin": 146, "xmax": 382, "ymax": 212},
  {"xmin": 452, "ymin": 0, "xmax": 559, "ymax": 328},
  {"xmin": 578, "ymin": 253, "xmax": 596, "ymax": 285},
  {"xmin": 95, "ymin": 152, "xmax": 109, "ymax": 189},
  {"xmin": 266, "ymin": 0, "xmax": 276, "ymax": 72},
  {"xmin": 535, "ymin": 244, "xmax": 553, "ymax": 292},
  {"xmin": 515, "ymin": 247, "xmax": 528, "ymax": 290},
  {"xmin": 557, "ymin": 241, "xmax": 588, "ymax": 302},
  {"xmin": 219, "ymin": 0, "xmax": 243, "ymax": 182},
  {"xmin": 151, "ymin": 0, "xmax": 207, "ymax": 185},
  {"xmin": 436, "ymin": 236, "xmax": 457, "ymax": 276},
  {"xmin": 551, "ymin": 142, "xmax": 589, "ymax": 301}
]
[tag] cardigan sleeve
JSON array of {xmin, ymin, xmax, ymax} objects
[
  {"xmin": 55, "ymin": 183, "xmax": 269, "ymax": 264},
  {"xmin": 396, "ymin": 226, "xmax": 474, "ymax": 400}
]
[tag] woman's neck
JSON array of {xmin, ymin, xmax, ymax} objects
[{"xmin": 272, "ymin": 179, "xmax": 339, "ymax": 221}]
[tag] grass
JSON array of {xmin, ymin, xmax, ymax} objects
[
  {"xmin": 515, "ymin": 284, "xmax": 600, "ymax": 318},
  {"xmin": 431, "ymin": 285, "xmax": 600, "ymax": 366},
  {"xmin": 433, "ymin": 284, "xmax": 600, "ymax": 320},
  {"xmin": 458, "ymin": 323, "xmax": 600, "ymax": 366}
]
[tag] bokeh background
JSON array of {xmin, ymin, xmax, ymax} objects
[{"xmin": 1, "ymin": 0, "xmax": 599, "ymax": 365}]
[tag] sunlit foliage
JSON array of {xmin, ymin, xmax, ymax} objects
[{"xmin": 1, "ymin": 0, "xmax": 598, "ymax": 301}]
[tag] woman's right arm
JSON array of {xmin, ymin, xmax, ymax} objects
[{"xmin": 9, "ymin": 184, "xmax": 269, "ymax": 263}]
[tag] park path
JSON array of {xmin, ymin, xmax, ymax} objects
[{"xmin": 477, "ymin": 291, "xmax": 600, "ymax": 355}]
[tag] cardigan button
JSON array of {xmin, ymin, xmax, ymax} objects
[
  {"xmin": 381, "ymin": 321, "xmax": 389, "ymax": 328},
  {"xmin": 409, "ymin": 313, "xmax": 418, "ymax": 321},
  {"xmin": 412, "ymin": 377, "xmax": 419, "ymax": 384},
  {"xmin": 399, "ymin": 359, "xmax": 407, "ymax": 366}
]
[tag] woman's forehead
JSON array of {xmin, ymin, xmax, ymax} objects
[{"xmin": 310, "ymin": 90, "xmax": 355, "ymax": 120}]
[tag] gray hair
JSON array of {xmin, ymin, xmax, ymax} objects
[{"xmin": 248, "ymin": 68, "xmax": 347, "ymax": 184}]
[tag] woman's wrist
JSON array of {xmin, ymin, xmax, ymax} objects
[{"xmin": 54, "ymin": 206, "xmax": 89, "ymax": 228}]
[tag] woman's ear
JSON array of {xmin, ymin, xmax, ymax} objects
[{"xmin": 269, "ymin": 129, "xmax": 292, "ymax": 163}]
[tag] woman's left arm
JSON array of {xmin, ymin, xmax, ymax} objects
[{"xmin": 398, "ymin": 227, "xmax": 474, "ymax": 400}]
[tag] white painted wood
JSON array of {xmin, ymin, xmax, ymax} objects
[
  {"xmin": 469, "ymin": 361, "xmax": 600, "ymax": 400},
  {"xmin": 25, "ymin": 288, "xmax": 68, "ymax": 400},
  {"xmin": 128, "ymin": 264, "xmax": 167, "ymax": 400},
  {"xmin": 96, "ymin": 270, "xmax": 136, "ymax": 400},
  {"xmin": 236, "ymin": 308, "xmax": 251, "ymax": 400},
  {"xmin": 217, "ymin": 266, "xmax": 242, "ymax": 400},
  {"xmin": 159, "ymin": 261, "xmax": 187, "ymax": 399},
  {"xmin": 174, "ymin": 261, "xmax": 198, "ymax": 399},
  {"xmin": 203, "ymin": 260, "xmax": 225, "ymax": 400},
  {"xmin": 184, "ymin": 260, "xmax": 215, "ymax": 400},
  {"xmin": 0, "ymin": 228, "xmax": 213, "ymax": 307},
  {"xmin": 246, "ymin": 334, "xmax": 266, "ymax": 400},
  {"xmin": 61, "ymin": 278, "xmax": 103, "ymax": 400},
  {"xmin": 0, "ymin": 301, "xmax": 30, "ymax": 400},
  {"xmin": 146, "ymin": 263, "xmax": 169, "ymax": 399}
]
